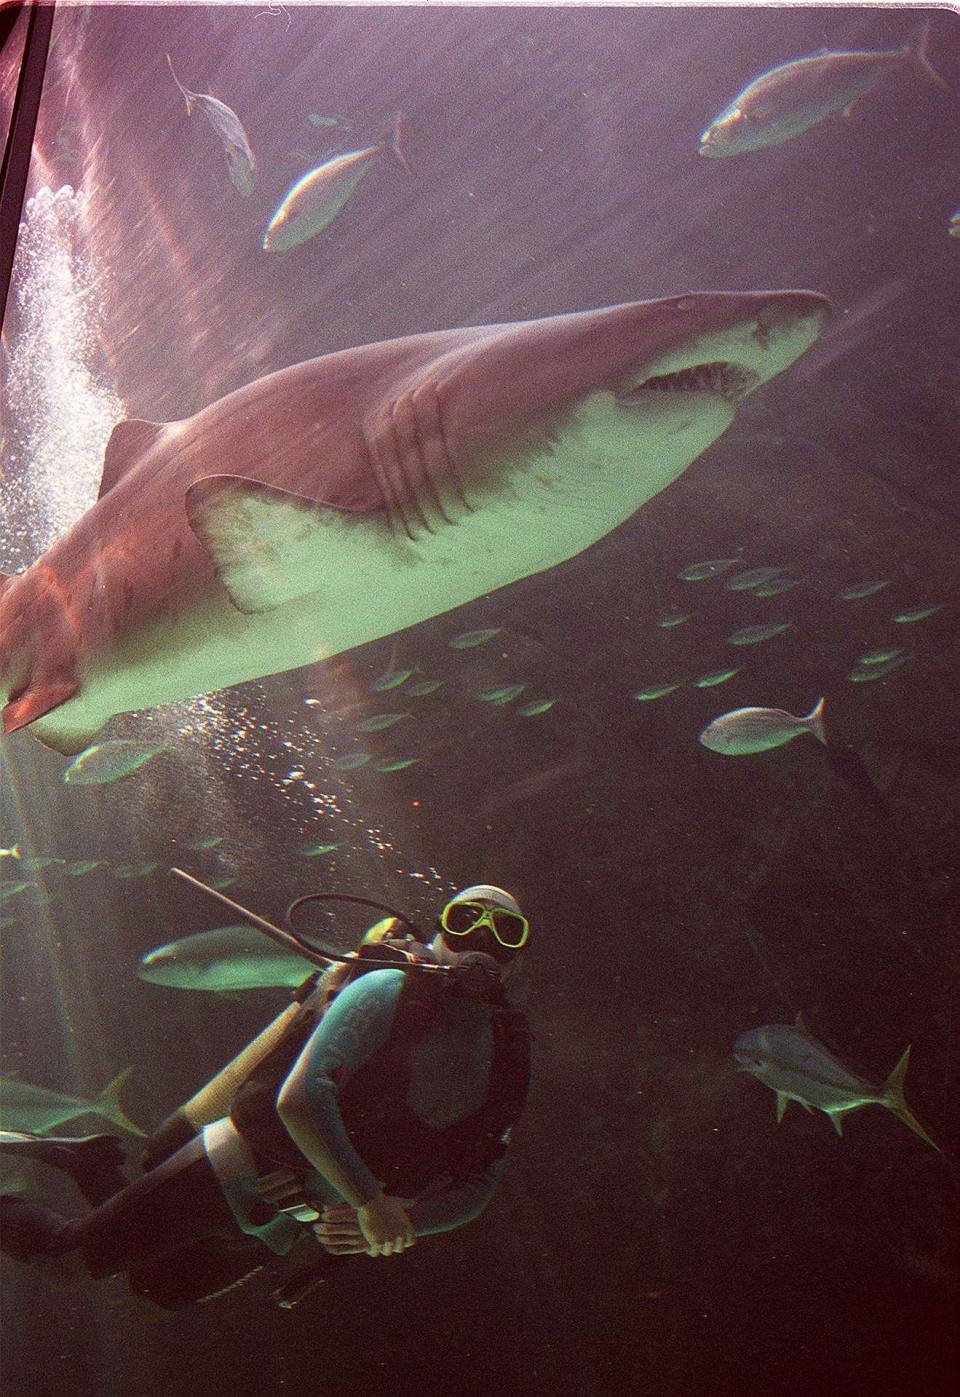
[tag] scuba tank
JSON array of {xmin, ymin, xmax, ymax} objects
[{"xmin": 142, "ymin": 868, "xmax": 439, "ymax": 1170}]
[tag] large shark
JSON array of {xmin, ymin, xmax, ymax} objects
[{"xmin": 0, "ymin": 290, "xmax": 828, "ymax": 753}]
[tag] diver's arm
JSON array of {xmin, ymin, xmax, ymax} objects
[
  {"xmin": 317, "ymin": 1154, "xmax": 508, "ymax": 1250},
  {"xmin": 407, "ymin": 1154, "xmax": 508, "ymax": 1236},
  {"xmin": 276, "ymin": 969, "xmax": 404, "ymax": 1209}
]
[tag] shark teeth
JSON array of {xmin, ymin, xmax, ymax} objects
[{"xmin": 629, "ymin": 361, "xmax": 760, "ymax": 403}]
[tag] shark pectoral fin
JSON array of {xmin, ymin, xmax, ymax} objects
[
  {"xmin": 2, "ymin": 677, "xmax": 79, "ymax": 736},
  {"xmin": 98, "ymin": 419, "xmax": 168, "ymax": 499},
  {"xmin": 185, "ymin": 474, "xmax": 367, "ymax": 615},
  {"xmin": 775, "ymin": 1092, "xmax": 789, "ymax": 1123}
]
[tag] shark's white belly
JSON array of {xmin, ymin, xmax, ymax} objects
[{"xmin": 34, "ymin": 388, "xmax": 734, "ymax": 747}]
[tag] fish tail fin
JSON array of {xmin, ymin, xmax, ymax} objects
[
  {"xmin": 93, "ymin": 1067, "xmax": 146, "ymax": 1138},
  {"xmin": 165, "ymin": 52, "xmax": 194, "ymax": 114},
  {"xmin": 803, "ymin": 696, "xmax": 827, "ymax": 745},
  {"xmin": 381, "ymin": 110, "xmax": 413, "ymax": 175},
  {"xmin": 903, "ymin": 19, "xmax": 951, "ymax": 94},
  {"xmin": 883, "ymin": 1047, "xmax": 941, "ymax": 1151}
]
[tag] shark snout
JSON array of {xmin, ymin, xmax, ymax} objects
[{"xmin": 620, "ymin": 291, "xmax": 829, "ymax": 407}]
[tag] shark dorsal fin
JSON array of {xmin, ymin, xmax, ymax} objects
[
  {"xmin": 794, "ymin": 1010, "xmax": 809, "ymax": 1032},
  {"xmin": 98, "ymin": 420, "xmax": 166, "ymax": 500}
]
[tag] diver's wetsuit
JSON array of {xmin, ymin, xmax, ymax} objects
[{"xmin": 2, "ymin": 966, "xmax": 517, "ymax": 1307}]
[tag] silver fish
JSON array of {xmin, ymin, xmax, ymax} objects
[
  {"xmin": 112, "ymin": 861, "xmax": 160, "ymax": 879},
  {"xmin": 406, "ymin": 679, "xmax": 445, "ymax": 697},
  {"xmin": 263, "ymin": 111, "xmax": 410, "ymax": 250},
  {"xmin": 63, "ymin": 739, "xmax": 165, "ymax": 785},
  {"xmin": 733, "ymin": 1017, "xmax": 938, "ymax": 1149},
  {"xmin": 727, "ymin": 622, "xmax": 792, "ymax": 646},
  {"xmin": 700, "ymin": 21, "xmax": 949, "ymax": 157},
  {"xmin": 692, "ymin": 667, "xmax": 739, "ymax": 688},
  {"xmin": 370, "ymin": 668, "xmax": 415, "ymax": 693},
  {"xmin": 677, "ymin": 557, "xmax": 739, "ymax": 582},
  {"xmin": 0, "ymin": 881, "xmax": 33, "ymax": 902},
  {"xmin": 138, "ymin": 924, "xmax": 311, "ymax": 992},
  {"xmin": 892, "ymin": 604, "xmax": 943, "ymax": 624},
  {"xmin": 634, "ymin": 682, "xmax": 681, "ymax": 702},
  {"xmin": 449, "ymin": 628, "xmax": 502, "ymax": 650},
  {"xmin": 333, "ymin": 752, "xmax": 371, "ymax": 770},
  {"xmin": 166, "ymin": 53, "xmax": 256, "ymax": 195},
  {"xmin": 839, "ymin": 580, "xmax": 890, "ymax": 600},
  {"xmin": 846, "ymin": 652, "xmax": 911, "ymax": 683},
  {"xmin": 516, "ymin": 699, "xmax": 556, "ymax": 717},
  {"xmin": 855, "ymin": 646, "xmax": 904, "ymax": 667},
  {"xmin": 355, "ymin": 712, "xmax": 410, "ymax": 732},
  {"xmin": 699, "ymin": 696, "xmax": 825, "ymax": 755},
  {"xmin": 62, "ymin": 858, "xmax": 104, "ymax": 876},
  {"xmin": 751, "ymin": 576, "xmax": 802, "ymax": 598},
  {"xmin": 0, "ymin": 1067, "xmax": 145, "ymax": 1136},
  {"xmin": 475, "ymin": 683, "xmax": 526, "ymax": 705},
  {"xmin": 724, "ymin": 565, "xmax": 789, "ymax": 591}
]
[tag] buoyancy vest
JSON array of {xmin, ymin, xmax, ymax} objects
[{"xmin": 229, "ymin": 947, "xmax": 530, "ymax": 1197}]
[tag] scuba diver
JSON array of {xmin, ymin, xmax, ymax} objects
[{"xmin": 0, "ymin": 884, "xmax": 531, "ymax": 1310}]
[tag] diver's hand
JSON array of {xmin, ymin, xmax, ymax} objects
[
  {"xmin": 314, "ymin": 1204, "xmax": 366, "ymax": 1254},
  {"xmin": 315, "ymin": 1197, "xmax": 416, "ymax": 1256},
  {"xmin": 359, "ymin": 1193, "xmax": 416, "ymax": 1256}
]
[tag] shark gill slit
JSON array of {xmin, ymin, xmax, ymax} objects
[
  {"xmin": 420, "ymin": 379, "xmax": 472, "ymax": 519},
  {"xmin": 391, "ymin": 391, "xmax": 442, "ymax": 537},
  {"xmin": 369, "ymin": 413, "xmax": 418, "ymax": 541},
  {"xmin": 407, "ymin": 386, "xmax": 459, "ymax": 528},
  {"xmin": 388, "ymin": 399, "xmax": 434, "ymax": 539}
]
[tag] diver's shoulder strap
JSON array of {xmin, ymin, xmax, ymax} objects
[{"xmin": 486, "ymin": 1006, "xmax": 531, "ymax": 1135}]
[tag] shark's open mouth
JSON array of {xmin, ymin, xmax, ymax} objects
[{"xmin": 626, "ymin": 361, "xmax": 760, "ymax": 404}]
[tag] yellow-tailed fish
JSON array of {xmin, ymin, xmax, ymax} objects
[
  {"xmin": 700, "ymin": 697, "xmax": 825, "ymax": 756},
  {"xmin": 263, "ymin": 111, "xmax": 410, "ymax": 251},
  {"xmin": 700, "ymin": 20, "xmax": 949, "ymax": 157},
  {"xmin": 734, "ymin": 1017, "xmax": 939, "ymax": 1150},
  {"xmin": 166, "ymin": 53, "xmax": 256, "ymax": 196}
]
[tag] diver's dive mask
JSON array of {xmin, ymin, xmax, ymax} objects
[{"xmin": 439, "ymin": 886, "xmax": 529, "ymax": 964}]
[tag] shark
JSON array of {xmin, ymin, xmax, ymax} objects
[{"xmin": 0, "ymin": 290, "xmax": 828, "ymax": 754}]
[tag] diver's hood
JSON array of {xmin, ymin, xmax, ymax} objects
[{"xmin": 446, "ymin": 884, "xmax": 522, "ymax": 915}]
